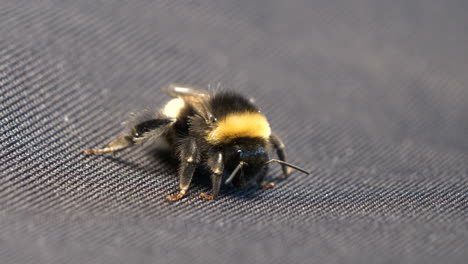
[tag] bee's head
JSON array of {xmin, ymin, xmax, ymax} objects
[
  {"xmin": 223, "ymin": 138, "xmax": 269, "ymax": 186},
  {"xmin": 222, "ymin": 138, "xmax": 310, "ymax": 186}
]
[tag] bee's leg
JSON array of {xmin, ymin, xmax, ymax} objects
[
  {"xmin": 256, "ymin": 167, "xmax": 275, "ymax": 188},
  {"xmin": 84, "ymin": 118, "xmax": 174, "ymax": 154},
  {"xmin": 200, "ymin": 152, "xmax": 224, "ymax": 200},
  {"xmin": 166, "ymin": 138, "xmax": 200, "ymax": 201},
  {"xmin": 270, "ymin": 132, "xmax": 292, "ymax": 178}
]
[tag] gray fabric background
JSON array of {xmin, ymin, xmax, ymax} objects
[{"xmin": 0, "ymin": 0, "xmax": 467, "ymax": 263}]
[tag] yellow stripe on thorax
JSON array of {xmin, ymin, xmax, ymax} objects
[{"xmin": 206, "ymin": 112, "xmax": 271, "ymax": 144}]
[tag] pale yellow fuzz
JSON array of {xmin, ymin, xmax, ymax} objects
[
  {"xmin": 206, "ymin": 112, "xmax": 271, "ymax": 144},
  {"xmin": 163, "ymin": 98, "xmax": 185, "ymax": 118}
]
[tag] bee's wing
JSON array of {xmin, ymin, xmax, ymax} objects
[
  {"xmin": 161, "ymin": 83, "xmax": 211, "ymax": 98},
  {"xmin": 161, "ymin": 83, "xmax": 213, "ymax": 122}
]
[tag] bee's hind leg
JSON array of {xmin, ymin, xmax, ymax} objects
[
  {"xmin": 83, "ymin": 135, "xmax": 134, "ymax": 154},
  {"xmin": 84, "ymin": 118, "xmax": 175, "ymax": 154}
]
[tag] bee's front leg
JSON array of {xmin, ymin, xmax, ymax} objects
[
  {"xmin": 166, "ymin": 138, "xmax": 200, "ymax": 201},
  {"xmin": 200, "ymin": 152, "xmax": 224, "ymax": 200},
  {"xmin": 270, "ymin": 132, "xmax": 292, "ymax": 178}
]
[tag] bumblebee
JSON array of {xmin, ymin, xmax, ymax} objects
[{"xmin": 84, "ymin": 84, "xmax": 308, "ymax": 200}]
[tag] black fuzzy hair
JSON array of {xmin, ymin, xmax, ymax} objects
[{"xmin": 209, "ymin": 92, "xmax": 259, "ymax": 119}]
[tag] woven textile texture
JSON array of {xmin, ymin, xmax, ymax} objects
[{"xmin": 0, "ymin": 0, "xmax": 467, "ymax": 263}]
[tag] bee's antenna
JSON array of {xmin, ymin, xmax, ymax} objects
[
  {"xmin": 265, "ymin": 159, "xmax": 310, "ymax": 175},
  {"xmin": 225, "ymin": 161, "xmax": 246, "ymax": 184}
]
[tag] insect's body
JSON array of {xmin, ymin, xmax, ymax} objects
[{"xmin": 84, "ymin": 84, "xmax": 308, "ymax": 200}]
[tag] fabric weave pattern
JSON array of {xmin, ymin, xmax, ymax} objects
[{"xmin": 0, "ymin": 0, "xmax": 466, "ymax": 263}]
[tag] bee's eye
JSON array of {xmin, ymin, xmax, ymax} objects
[{"xmin": 239, "ymin": 147, "xmax": 266, "ymax": 159}]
